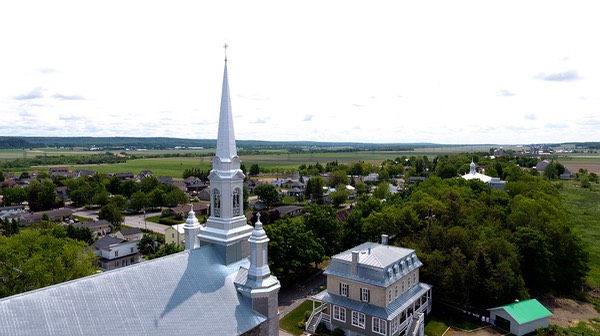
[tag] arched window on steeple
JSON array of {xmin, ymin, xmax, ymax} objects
[
  {"xmin": 213, "ymin": 189, "xmax": 221, "ymax": 217},
  {"xmin": 232, "ymin": 188, "xmax": 241, "ymax": 216}
]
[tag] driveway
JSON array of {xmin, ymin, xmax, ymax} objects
[{"xmin": 72, "ymin": 207, "xmax": 169, "ymax": 234}]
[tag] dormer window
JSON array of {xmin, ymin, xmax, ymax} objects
[
  {"xmin": 387, "ymin": 268, "xmax": 393, "ymax": 279},
  {"xmin": 394, "ymin": 264, "xmax": 399, "ymax": 275}
]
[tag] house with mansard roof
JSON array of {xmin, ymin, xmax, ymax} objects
[{"xmin": 307, "ymin": 235, "xmax": 432, "ymax": 336}]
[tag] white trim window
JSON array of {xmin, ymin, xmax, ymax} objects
[
  {"xmin": 361, "ymin": 288, "xmax": 370, "ymax": 302},
  {"xmin": 340, "ymin": 282, "xmax": 349, "ymax": 297},
  {"xmin": 333, "ymin": 305, "xmax": 346, "ymax": 322},
  {"xmin": 351, "ymin": 311, "xmax": 365, "ymax": 329},
  {"xmin": 372, "ymin": 317, "xmax": 387, "ymax": 335},
  {"xmin": 388, "ymin": 289, "xmax": 392, "ymax": 302},
  {"xmin": 395, "ymin": 286, "xmax": 399, "ymax": 299}
]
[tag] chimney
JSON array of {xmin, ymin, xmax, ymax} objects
[
  {"xmin": 351, "ymin": 251, "xmax": 359, "ymax": 276},
  {"xmin": 381, "ymin": 234, "xmax": 389, "ymax": 246}
]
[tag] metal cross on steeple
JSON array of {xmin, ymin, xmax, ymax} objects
[{"xmin": 224, "ymin": 43, "xmax": 229, "ymax": 61}]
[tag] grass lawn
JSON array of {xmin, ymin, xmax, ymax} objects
[
  {"xmin": 424, "ymin": 314, "xmax": 449, "ymax": 336},
  {"xmin": 279, "ymin": 300, "xmax": 317, "ymax": 336},
  {"xmin": 559, "ymin": 181, "xmax": 600, "ymax": 287}
]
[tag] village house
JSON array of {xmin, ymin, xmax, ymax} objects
[{"xmin": 307, "ymin": 235, "xmax": 432, "ymax": 336}]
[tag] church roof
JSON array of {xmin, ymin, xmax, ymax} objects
[
  {"xmin": 462, "ymin": 171, "xmax": 493, "ymax": 183},
  {"xmin": 0, "ymin": 246, "xmax": 265, "ymax": 336}
]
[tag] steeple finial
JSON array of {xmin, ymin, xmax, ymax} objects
[{"xmin": 223, "ymin": 43, "xmax": 228, "ymax": 61}]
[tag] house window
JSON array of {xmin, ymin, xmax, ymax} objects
[
  {"xmin": 402, "ymin": 280, "xmax": 405, "ymax": 293},
  {"xmin": 333, "ymin": 305, "xmax": 346, "ymax": 322},
  {"xmin": 115, "ymin": 250, "xmax": 119, "ymax": 257},
  {"xmin": 351, "ymin": 311, "xmax": 365, "ymax": 329},
  {"xmin": 172, "ymin": 233, "xmax": 175, "ymax": 238},
  {"xmin": 413, "ymin": 273, "xmax": 417, "ymax": 285},
  {"xmin": 408, "ymin": 275, "xmax": 412, "ymax": 288},
  {"xmin": 372, "ymin": 317, "xmax": 387, "ymax": 335},
  {"xmin": 395, "ymin": 286, "xmax": 399, "ymax": 299},
  {"xmin": 388, "ymin": 289, "xmax": 392, "ymax": 302},
  {"xmin": 130, "ymin": 247, "xmax": 134, "ymax": 253},
  {"xmin": 391, "ymin": 316, "xmax": 399, "ymax": 334},
  {"xmin": 213, "ymin": 189, "xmax": 221, "ymax": 217},
  {"xmin": 340, "ymin": 282, "xmax": 349, "ymax": 297},
  {"xmin": 232, "ymin": 188, "xmax": 241, "ymax": 216},
  {"xmin": 361, "ymin": 288, "xmax": 370, "ymax": 303}
]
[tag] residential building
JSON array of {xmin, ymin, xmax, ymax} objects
[
  {"xmin": 308, "ymin": 235, "xmax": 432, "ymax": 336},
  {"xmin": 0, "ymin": 51, "xmax": 279, "ymax": 335},
  {"xmin": 488, "ymin": 299, "xmax": 552, "ymax": 336},
  {"xmin": 90, "ymin": 233, "xmax": 142, "ymax": 270},
  {"xmin": 73, "ymin": 219, "xmax": 112, "ymax": 237},
  {"xmin": 165, "ymin": 223, "xmax": 186, "ymax": 246}
]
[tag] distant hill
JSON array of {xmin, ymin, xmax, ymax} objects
[{"xmin": 1, "ymin": 136, "xmax": 596, "ymax": 151}]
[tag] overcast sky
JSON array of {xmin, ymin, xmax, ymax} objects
[{"xmin": 1, "ymin": 1, "xmax": 598, "ymax": 145}]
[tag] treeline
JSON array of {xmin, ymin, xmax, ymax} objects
[{"xmin": 0, "ymin": 153, "xmax": 125, "ymax": 169}]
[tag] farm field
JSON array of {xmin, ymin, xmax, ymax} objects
[{"xmin": 559, "ymin": 181, "xmax": 600, "ymax": 287}]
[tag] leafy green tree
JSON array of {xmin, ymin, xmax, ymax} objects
[
  {"xmin": 304, "ymin": 204, "xmax": 341, "ymax": 256},
  {"xmin": 372, "ymin": 182, "xmax": 390, "ymax": 199},
  {"xmin": 0, "ymin": 218, "xmax": 19, "ymax": 237},
  {"xmin": 329, "ymin": 189, "xmax": 349, "ymax": 208},
  {"xmin": 140, "ymin": 176, "xmax": 160, "ymax": 193},
  {"xmin": 0, "ymin": 186, "xmax": 27, "ymax": 205},
  {"xmin": 27, "ymin": 179, "xmax": 61, "ymax": 212},
  {"xmin": 66, "ymin": 224, "xmax": 95, "ymax": 245},
  {"xmin": 253, "ymin": 183, "xmax": 279, "ymax": 206},
  {"xmin": 109, "ymin": 194, "xmax": 128, "ymax": 210},
  {"xmin": 264, "ymin": 219, "xmax": 325, "ymax": 284},
  {"xmin": 305, "ymin": 176, "xmax": 325, "ymax": 202},
  {"xmin": 129, "ymin": 191, "xmax": 148, "ymax": 212},
  {"xmin": 328, "ymin": 170, "xmax": 349, "ymax": 188},
  {"xmin": 249, "ymin": 164, "xmax": 260, "ymax": 176},
  {"xmin": 0, "ymin": 229, "xmax": 97, "ymax": 298},
  {"xmin": 98, "ymin": 203, "xmax": 124, "ymax": 231},
  {"xmin": 164, "ymin": 188, "xmax": 187, "ymax": 208}
]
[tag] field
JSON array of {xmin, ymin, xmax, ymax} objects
[{"xmin": 559, "ymin": 181, "xmax": 600, "ymax": 287}]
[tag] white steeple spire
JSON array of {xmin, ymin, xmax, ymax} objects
[
  {"xmin": 215, "ymin": 44, "xmax": 237, "ymax": 163},
  {"xmin": 470, "ymin": 158, "xmax": 476, "ymax": 175}
]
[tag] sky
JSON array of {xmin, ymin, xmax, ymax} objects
[{"xmin": 1, "ymin": 1, "xmax": 599, "ymax": 145}]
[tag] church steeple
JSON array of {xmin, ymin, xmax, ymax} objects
[
  {"xmin": 470, "ymin": 158, "xmax": 476, "ymax": 175},
  {"xmin": 199, "ymin": 47, "xmax": 254, "ymax": 265},
  {"xmin": 215, "ymin": 44, "xmax": 238, "ymax": 163}
]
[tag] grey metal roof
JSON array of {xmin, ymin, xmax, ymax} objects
[
  {"xmin": 325, "ymin": 242, "xmax": 422, "ymax": 287},
  {"xmin": 0, "ymin": 245, "xmax": 265, "ymax": 336},
  {"xmin": 313, "ymin": 282, "xmax": 431, "ymax": 320}
]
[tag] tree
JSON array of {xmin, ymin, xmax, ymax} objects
[
  {"xmin": 27, "ymin": 179, "xmax": 61, "ymax": 212},
  {"xmin": 98, "ymin": 203, "xmax": 124, "ymax": 231},
  {"xmin": 164, "ymin": 188, "xmax": 187, "ymax": 208},
  {"xmin": 329, "ymin": 189, "xmax": 349, "ymax": 208},
  {"xmin": 249, "ymin": 164, "xmax": 261, "ymax": 176},
  {"xmin": 305, "ymin": 176, "xmax": 325, "ymax": 202},
  {"xmin": 304, "ymin": 204, "xmax": 341, "ymax": 256},
  {"xmin": 129, "ymin": 191, "xmax": 148, "ymax": 212},
  {"xmin": 140, "ymin": 176, "xmax": 160, "ymax": 193},
  {"xmin": 328, "ymin": 170, "xmax": 349, "ymax": 188},
  {"xmin": 0, "ymin": 229, "xmax": 97, "ymax": 298},
  {"xmin": 372, "ymin": 182, "xmax": 390, "ymax": 199},
  {"xmin": 264, "ymin": 219, "xmax": 325, "ymax": 284},
  {"xmin": 253, "ymin": 183, "xmax": 279, "ymax": 207}
]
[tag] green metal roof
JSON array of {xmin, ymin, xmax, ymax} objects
[{"xmin": 489, "ymin": 299, "xmax": 552, "ymax": 324}]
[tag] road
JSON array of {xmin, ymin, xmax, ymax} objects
[{"xmin": 72, "ymin": 207, "xmax": 170, "ymax": 234}]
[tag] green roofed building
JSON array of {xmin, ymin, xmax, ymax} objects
[{"xmin": 488, "ymin": 299, "xmax": 552, "ymax": 336}]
